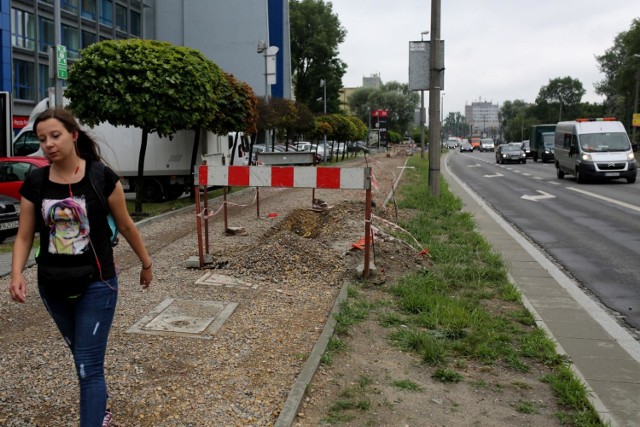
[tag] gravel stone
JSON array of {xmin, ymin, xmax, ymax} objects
[{"xmin": 0, "ymin": 151, "xmax": 422, "ymax": 426}]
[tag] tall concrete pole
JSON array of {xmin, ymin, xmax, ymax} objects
[
  {"xmin": 428, "ymin": 0, "xmax": 442, "ymax": 197},
  {"xmin": 54, "ymin": 0, "xmax": 63, "ymax": 106}
]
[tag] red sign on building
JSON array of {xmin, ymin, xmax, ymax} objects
[{"xmin": 13, "ymin": 116, "xmax": 30, "ymax": 129}]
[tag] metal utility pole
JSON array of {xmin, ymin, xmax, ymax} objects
[
  {"xmin": 320, "ymin": 78, "xmax": 327, "ymax": 162},
  {"xmin": 54, "ymin": 0, "xmax": 63, "ymax": 106},
  {"xmin": 633, "ymin": 54, "xmax": 640, "ymax": 144},
  {"xmin": 420, "ymin": 30, "xmax": 429, "ymax": 159},
  {"xmin": 428, "ymin": 0, "xmax": 442, "ymax": 197}
]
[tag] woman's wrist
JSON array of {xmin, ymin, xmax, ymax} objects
[{"xmin": 142, "ymin": 261, "xmax": 152, "ymax": 270}]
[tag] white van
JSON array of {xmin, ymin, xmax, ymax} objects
[{"xmin": 554, "ymin": 118, "xmax": 637, "ymax": 184}]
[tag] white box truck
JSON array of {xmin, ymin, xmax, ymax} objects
[
  {"xmin": 10, "ymin": 96, "xmax": 231, "ymax": 202},
  {"xmin": 554, "ymin": 118, "xmax": 637, "ymax": 184}
]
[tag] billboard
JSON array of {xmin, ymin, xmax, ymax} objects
[{"xmin": 408, "ymin": 40, "xmax": 445, "ymax": 92}]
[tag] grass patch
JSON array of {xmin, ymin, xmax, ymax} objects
[
  {"xmin": 321, "ymin": 375, "xmax": 373, "ymax": 424},
  {"xmin": 391, "ymin": 379, "xmax": 422, "ymax": 392},
  {"xmin": 432, "ymin": 367, "xmax": 463, "ymax": 383},
  {"xmin": 319, "ymin": 155, "xmax": 603, "ymax": 426}
]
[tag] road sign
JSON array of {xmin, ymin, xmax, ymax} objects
[
  {"xmin": 56, "ymin": 45, "xmax": 67, "ymax": 80},
  {"xmin": 633, "ymin": 113, "xmax": 640, "ymax": 127}
]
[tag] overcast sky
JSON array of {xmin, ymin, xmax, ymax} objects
[{"xmin": 330, "ymin": 0, "xmax": 636, "ymax": 116}]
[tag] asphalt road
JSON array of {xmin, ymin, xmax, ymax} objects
[{"xmin": 446, "ymin": 148, "xmax": 640, "ymax": 331}]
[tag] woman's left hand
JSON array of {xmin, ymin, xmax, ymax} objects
[{"xmin": 140, "ymin": 266, "xmax": 153, "ymax": 289}]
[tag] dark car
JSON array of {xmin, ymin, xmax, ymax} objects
[
  {"xmin": 520, "ymin": 140, "xmax": 532, "ymax": 158},
  {"xmin": 0, "ymin": 156, "xmax": 50, "ymax": 200},
  {"xmin": 459, "ymin": 141, "xmax": 474, "ymax": 152},
  {"xmin": 495, "ymin": 143, "xmax": 527, "ymax": 164},
  {"xmin": 0, "ymin": 194, "xmax": 20, "ymax": 242}
]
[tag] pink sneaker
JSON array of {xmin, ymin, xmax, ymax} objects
[{"xmin": 102, "ymin": 410, "xmax": 113, "ymax": 427}]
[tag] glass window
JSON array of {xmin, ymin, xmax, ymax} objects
[
  {"xmin": 62, "ymin": 25, "xmax": 80, "ymax": 59},
  {"xmin": 81, "ymin": 0, "xmax": 97, "ymax": 21},
  {"xmin": 38, "ymin": 17, "xmax": 55, "ymax": 53},
  {"xmin": 11, "ymin": 8, "xmax": 36, "ymax": 50},
  {"xmin": 130, "ymin": 10, "xmax": 141, "ymax": 37},
  {"xmin": 62, "ymin": 0, "xmax": 79, "ymax": 13},
  {"xmin": 39, "ymin": 64, "xmax": 53, "ymax": 101},
  {"xmin": 82, "ymin": 30, "xmax": 97, "ymax": 48},
  {"xmin": 99, "ymin": 0, "xmax": 113, "ymax": 27},
  {"xmin": 14, "ymin": 60, "xmax": 35, "ymax": 101},
  {"xmin": 115, "ymin": 4, "xmax": 127, "ymax": 31}
]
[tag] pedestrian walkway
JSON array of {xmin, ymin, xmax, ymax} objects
[
  {"xmin": 0, "ymin": 248, "xmax": 36, "ymax": 279},
  {"xmin": 4, "ymin": 154, "xmax": 640, "ymax": 426},
  {"xmin": 443, "ymin": 155, "xmax": 640, "ymax": 427}
]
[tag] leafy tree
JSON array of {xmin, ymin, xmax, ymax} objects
[
  {"xmin": 443, "ymin": 112, "xmax": 468, "ymax": 139},
  {"xmin": 66, "ymin": 39, "xmax": 224, "ymax": 214},
  {"xmin": 347, "ymin": 82, "xmax": 419, "ymax": 136},
  {"xmin": 292, "ymin": 101, "xmax": 315, "ymax": 142},
  {"xmin": 290, "ymin": 0, "xmax": 347, "ymax": 113},
  {"xmin": 535, "ymin": 76, "xmax": 586, "ymax": 121},
  {"xmin": 217, "ymin": 73, "xmax": 258, "ymax": 166},
  {"xmin": 595, "ymin": 18, "xmax": 640, "ymax": 138}
]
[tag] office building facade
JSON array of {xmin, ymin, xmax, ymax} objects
[{"xmin": 3, "ymin": 0, "xmax": 291, "ymax": 134}]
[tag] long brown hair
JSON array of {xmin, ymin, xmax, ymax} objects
[{"xmin": 33, "ymin": 107, "xmax": 103, "ymax": 163}]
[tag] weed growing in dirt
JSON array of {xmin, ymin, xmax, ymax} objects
[
  {"xmin": 391, "ymin": 379, "xmax": 422, "ymax": 391},
  {"xmin": 432, "ymin": 367, "xmax": 463, "ymax": 383},
  {"xmin": 318, "ymin": 156, "xmax": 604, "ymax": 427}
]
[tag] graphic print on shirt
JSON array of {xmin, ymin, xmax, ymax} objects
[{"xmin": 42, "ymin": 196, "xmax": 90, "ymax": 255}]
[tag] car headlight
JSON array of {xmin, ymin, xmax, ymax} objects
[
  {"xmin": 581, "ymin": 153, "xmax": 592, "ymax": 161},
  {"xmin": 628, "ymin": 152, "xmax": 635, "ymax": 161}
]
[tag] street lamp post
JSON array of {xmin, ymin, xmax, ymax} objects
[
  {"xmin": 320, "ymin": 78, "xmax": 328, "ymax": 162},
  {"xmin": 441, "ymin": 92, "xmax": 445, "ymax": 137},
  {"xmin": 633, "ymin": 54, "xmax": 640, "ymax": 144},
  {"xmin": 257, "ymin": 40, "xmax": 279, "ymax": 152},
  {"xmin": 419, "ymin": 30, "xmax": 429, "ymax": 159}
]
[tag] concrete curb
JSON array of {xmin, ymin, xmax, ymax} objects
[{"xmin": 274, "ymin": 279, "xmax": 350, "ymax": 427}]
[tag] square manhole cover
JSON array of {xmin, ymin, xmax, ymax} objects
[
  {"xmin": 127, "ymin": 298, "xmax": 238, "ymax": 339},
  {"xmin": 195, "ymin": 272, "xmax": 257, "ymax": 289}
]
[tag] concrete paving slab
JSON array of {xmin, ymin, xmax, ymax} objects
[
  {"xmin": 548, "ymin": 321, "xmax": 614, "ymax": 340},
  {"xmin": 525, "ymin": 295, "xmax": 587, "ymax": 309},
  {"xmin": 560, "ymin": 337, "xmax": 634, "ymax": 360},
  {"xmin": 126, "ymin": 298, "xmax": 238, "ymax": 340},
  {"xmin": 587, "ymin": 380, "xmax": 640, "ymax": 427},
  {"xmin": 573, "ymin": 357, "xmax": 640, "ymax": 382},
  {"xmin": 195, "ymin": 271, "xmax": 257, "ymax": 289},
  {"xmin": 535, "ymin": 306, "xmax": 601, "ymax": 323}
]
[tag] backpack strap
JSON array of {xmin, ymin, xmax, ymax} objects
[
  {"xmin": 88, "ymin": 161, "xmax": 119, "ymax": 246},
  {"xmin": 88, "ymin": 161, "xmax": 108, "ymax": 213}
]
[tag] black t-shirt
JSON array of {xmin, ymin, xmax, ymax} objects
[{"xmin": 20, "ymin": 161, "xmax": 120, "ymax": 279}]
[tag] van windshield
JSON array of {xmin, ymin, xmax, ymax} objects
[
  {"xmin": 579, "ymin": 132, "xmax": 630, "ymax": 152},
  {"xmin": 542, "ymin": 133, "xmax": 555, "ymax": 147}
]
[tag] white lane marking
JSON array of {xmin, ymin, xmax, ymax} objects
[
  {"xmin": 521, "ymin": 190, "xmax": 556, "ymax": 201},
  {"xmin": 484, "ymin": 172, "xmax": 504, "ymax": 178},
  {"xmin": 567, "ymin": 186, "xmax": 640, "ymax": 213}
]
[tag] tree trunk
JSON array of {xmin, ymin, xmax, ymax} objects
[
  {"xmin": 189, "ymin": 126, "xmax": 201, "ymax": 201},
  {"xmin": 135, "ymin": 129, "xmax": 149, "ymax": 216},
  {"xmin": 230, "ymin": 132, "xmax": 239, "ymax": 165}
]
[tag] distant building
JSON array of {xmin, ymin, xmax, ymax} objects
[
  {"xmin": 362, "ymin": 73, "xmax": 382, "ymax": 89},
  {"xmin": 465, "ymin": 100, "xmax": 499, "ymax": 138},
  {"xmin": 339, "ymin": 87, "xmax": 357, "ymax": 114}
]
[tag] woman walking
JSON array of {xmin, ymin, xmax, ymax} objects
[{"xmin": 9, "ymin": 107, "xmax": 154, "ymax": 426}]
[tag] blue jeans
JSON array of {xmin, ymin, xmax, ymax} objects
[{"xmin": 40, "ymin": 277, "xmax": 118, "ymax": 427}]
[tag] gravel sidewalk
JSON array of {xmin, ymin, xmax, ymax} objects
[{"xmin": 0, "ymin": 151, "xmax": 413, "ymax": 426}]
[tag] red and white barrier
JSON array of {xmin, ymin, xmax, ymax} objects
[
  {"xmin": 198, "ymin": 165, "xmax": 371, "ymax": 190},
  {"xmin": 194, "ymin": 164, "xmax": 374, "ymax": 278}
]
